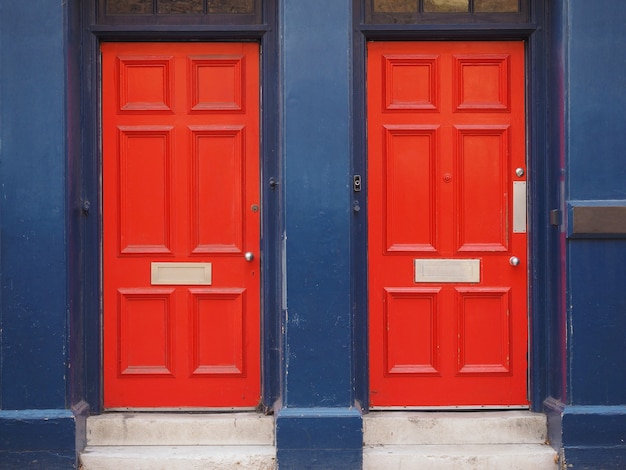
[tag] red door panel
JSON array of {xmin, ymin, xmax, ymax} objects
[
  {"xmin": 102, "ymin": 42, "xmax": 260, "ymax": 408},
  {"xmin": 368, "ymin": 41, "xmax": 527, "ymax": 407}
]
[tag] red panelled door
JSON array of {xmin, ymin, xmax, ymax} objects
[
  {"xmin": 368, "ymin": 42, "xmax": 528, "ymax": 407},
  {"xmin": 102, "ymin": 42, "xmax": 260, "ymax": 408}
]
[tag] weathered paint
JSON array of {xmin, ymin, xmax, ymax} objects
[
  {"xmin": 561, "ymin": 0, "xmax": 626, "ymax": 466},
  {"xmin": 277, "ymin": 0, "xmax": 362, "ymax": 467},
  {"xmin": 0, "ymin": 0, "xmax": 75, "ymax": 467}
]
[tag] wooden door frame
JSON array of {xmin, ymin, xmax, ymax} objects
[
  {"xmin": 351, "ymin": 0, "xmax": 560, "ymax": 412},
  {"xmin": 70, "ymin": 0, "xmax": 281, "ymax": 414}
]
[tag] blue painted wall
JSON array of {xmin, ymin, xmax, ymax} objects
[
  {"xmin": 0, "ymin": 1, "xmax": 75, "ymax": 467},
  {"xmin": 563, "ymin": 0, "xmax": 626, "ymax": 465},
  {"xmin": 566, "ymin": 0, "xmax": 626, "ymax": 406},
  {"xmin": 0, "ymin": 0, "xmax": 68, "ymax": 411},
  {"xmin": 276, "ymin": 0, "xmax": 362, "ymax": 467},
  {"xmin": 280, "ymin": 0, "xmax": 354, "ymax": 409}
]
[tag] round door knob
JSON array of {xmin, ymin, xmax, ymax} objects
[
  {"xmin": 509, "ymin": 256, "xmax": 520, "ymax": 266},
  {"xmin": 244, "ymin": 252, "xmax": 254, "ymax": 262}
]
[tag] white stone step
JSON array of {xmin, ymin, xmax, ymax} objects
[
  {"xmin": 86, "ymin": 412, "xmax": 274, "ymax": 446},
  {"xmin": 363, "ymin": 444, "xmax": 559, "ymax": 470},
  {"xmin": 81, "ymin": 412, "xmax": 276, "ymax": 470},
  {"xmin": 364, "ymin": 411, "xmax": 548, "ymax": 445},
  {"xmin": 80, "ymin": 445, "xmax": 276, "ymax": 470}
]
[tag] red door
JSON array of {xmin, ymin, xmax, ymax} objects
[
  {"xmin": 102, "ymin": 42, "xmax": 260, "ymax": 408},
  {"xmin": 368, "ymin": 41, "xmax": 528, "ymax": 407}
]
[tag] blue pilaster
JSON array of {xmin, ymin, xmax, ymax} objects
[
  {"xmin": 0, "ymin": 1, "xmax": 75, "ymax": 467},
  {"xmin": 561, "ymin": 0, "xmax": 626, "ymax": 466},
  {"xmin": 276, "ymin": 0, "xmax": 362, "ymax": 468}
]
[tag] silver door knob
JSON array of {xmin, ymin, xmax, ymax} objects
[
  {"xmin": 509, "ymin": 256, "xmax": 520, "ymax": 266},
  {"xmin": 244, "ymin": 252, "xmax": 254, "ymax": 262}
]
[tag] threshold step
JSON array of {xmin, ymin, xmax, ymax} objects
[
  {"xmin": 80, "ymin": 445, "xmax": 276, "ymax": 470},
  {"xmin": 363, "ymin": 444, "xmax": 559, "ymax": 470},
  {"xmin": 364, "ymin": 411, "xmax": 547, "ymax": 445},
  {"xmin": 86, "ymin": 412, "xmax": 274, "ymax": 446}
]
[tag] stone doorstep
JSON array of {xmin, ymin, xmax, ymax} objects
[
  {"xmin": 363, "ymin": 444, "xmax": 559, "ymax": 470},
  {"xmin": 363, "ymin": 411, "xmax": 559, "ymax": 470},
  {"xmin": 82, "ymin": 410, "xmax": 558, "ymax": 469},
  {"xmin": 80, "ymin": 446, "xmax": 276, "ymax": 470},
  {"xmin": 363, "ymin": 410, "xmax": 549, "ymax": 445},
  {"xmin": 86, "ymin": 412, "xmax": 275, "ymax": 446}
]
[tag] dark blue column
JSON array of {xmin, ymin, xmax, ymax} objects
[
  {"xmin": 0, "ymin": 1, "xmax": 76, "ymax": 467},
  {"xmin": 275, "ymin": 0, "xmax": 362, "ymax": 468},
  {"xmin": 560, "ymin": 0, "xmax": 626, "ymax": 466}
]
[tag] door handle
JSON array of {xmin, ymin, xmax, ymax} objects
[
  {"xmin": 244, "ymin": 252, "xmax": 254, "ymax": 262},
  {"xmin": 509, "ymin": 256, "xmax": 520, "ymax": 267}
]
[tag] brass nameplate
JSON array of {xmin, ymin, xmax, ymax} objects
[
  {"xmin": 414, "ymin": 259, "xmax": 480, "ymax": 283},
  {"xmin": 151, "ymin": 262, "xmax": 212, "ymax": 285}
]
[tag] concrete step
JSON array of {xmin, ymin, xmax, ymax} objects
[
  {"xmin": 363, "ymin": 444, "xmax": 559, "ymax": 470},
  {"xmin": 80, "ymin": 412, "xmax": 276, "ymax": 470},
  {"xmin": 80, "ymin": 446, "xmax": 276, "ymax": 470},
  {"xmin": 363, "ymin": 411, "xmax": 548, "ymax": 445},
  {"xmin": 86, "ymin": 412, "xmax": 274, "ymax": 446},
  {"xmin": 363, "ymin": 411, "xmax": 559, "ymax": 470}
]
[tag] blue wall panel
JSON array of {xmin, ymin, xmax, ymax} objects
[
  {"xmin": 277, "ymin": 0, "xmax": 362, "ymax": 467},
  {"xmin": 564, "ymin": 0, "xmax": 626, "ymax": 466},
  {"xmin": 567, "ymin": 1, "xmax": 626, "ymax": 200},
  {"xmin": 281, "ymin": 0, "xmax": 354, "ymax": 409},
  {"xmin": 566, "ymin": 0, "xmax": 626, "ymax": 408},
  {"xmin": 568, "ymin": 240, "xmax": 626, "ymax": 404},
  {"xmin": 0, "ymin": 1, "xmax": 68, "ymax": 410}
]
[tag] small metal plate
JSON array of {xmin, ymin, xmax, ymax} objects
[
  {"xmin": 151, "ymin": 262, "xmax": 212, "ymax": 285},
  {"xmin": 513, "ymin": 181, "xmax": 527, "ymax": 233},
  {"xmin": 414, "ymin": 259, "xmax": 480, "ymax": 283}
]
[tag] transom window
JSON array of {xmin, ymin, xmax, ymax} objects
[
  {"xmin": 99, "ymin": 0, "xmax": 261, "ymax": 25},
  {"xmin": 367, "ymin": 0, "xmax": 528, "ymax": 23}
]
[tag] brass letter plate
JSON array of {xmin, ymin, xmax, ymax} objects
[
  {"xmin": 151, "ymin": 262, "xmax": 212, "ymax": 285},
  {"xmin": 513, "ymin": 181, "xmax": 527, "ymax": 233},
  {"xmin": 414, "ymin": 259, "xmax": 480, "ymax": 283}
]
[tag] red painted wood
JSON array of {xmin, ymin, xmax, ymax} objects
[
  {"xmin": 102, "ymin": 42, "xmax": 260, "ymax": 408},
  {"xmin": 368, "ymin": 42, "xmax": 527, "ymax": 407}
]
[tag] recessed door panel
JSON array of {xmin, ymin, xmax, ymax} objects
[
  {"xmin": 368, "ymin": 41, "xmax": 527, "ymax": 407},
  {"xmin": 103, "ymin": 42, "xmax": 260, "ymax": 408}
]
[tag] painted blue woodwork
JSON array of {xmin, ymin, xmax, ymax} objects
[
  {"xmin": 0, "ymin": 1, "xmax": 76, "ymax": 467},
  {"xmin": 565, "ymin": 0, "xmax": 626, "ymax": 407},
  {"xmin": 561, "ymin": 406, "xmax": 626, "ymax": 469},
  {"xmin": 567, "ymin": 2, "xmax": 626, "ymax": 201},
  {"xmin": 280, "ymin": 0, "xmax": 354, "ymax": 408},
  {"xmin": 561, "ymin": 0, "xmax": 626, "ymax": 466},
  {"xmin": 276, "ymin": 408, "xmax": 362, "ymax": 470},
  {"xmin": 0, "ymin": 1, "xmax": 68, "ymax": 410},
  {"xmin": 568, "ymin": 240, "xmax": 626, "ymax": 405},
  {"xmin": 0, "ymin": 410, "xmax": 76, "ymax": 469},
  {"xmin": 277, "ymin": 0, "xmax": 361, "ymax": 466}
]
